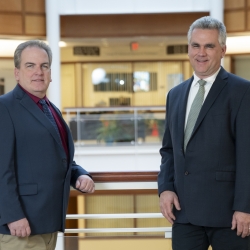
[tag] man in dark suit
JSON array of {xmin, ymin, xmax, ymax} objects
[
  {"xmin": 0, "ymin": 40, "xmax": 95, "ymax": 250},
  {"xmin": 158, "ymin": 16, "xmax": 250, "ymax": 249}
]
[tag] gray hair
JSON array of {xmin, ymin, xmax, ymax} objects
[
  {"xmin": 14, "ymin": 40, "xmax": 52, "ymax": 69},
  {"xmin": 187, "ymin": 16, "xmax": 227, "ymax": 47}
]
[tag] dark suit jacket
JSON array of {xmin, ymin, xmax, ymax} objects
[
  {"xmin": 0, "ymin": 85, "xmax": 89, "ymax": 235},
  {"xmin": 158, "ymin": 67, "xmax": 250, "ymax": 227}
]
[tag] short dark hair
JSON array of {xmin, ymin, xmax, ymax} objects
[
  {"xmin": 14, "ymin": 40, "xmax": 52, "ymax": 69},
  {"xmin": 187, "ymin": 16, "xmax": 227, "ymax": 47}
]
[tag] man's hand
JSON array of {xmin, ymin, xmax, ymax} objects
[
  {"xmin": 75, "ymin": 175, "xmax": 95, "ymax": 193},
  {"xmin": 231, "ymin": 211, "xmax": 250, "ymax": 238},
  {"xmin": 159, "ymin": 191, "xmax": 181, "ymax": 224},
  {"xmin": 7, "ymin": 218, "xmax": 31, "ymax": 237}
]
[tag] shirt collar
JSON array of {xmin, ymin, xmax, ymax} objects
[
  {"xmin": 18, "ymin": 84, "xmax": 50, "ymax": 105},
  {"xmin": 193, "ymin": 67, "xmax": 221, "ymax": 86}
]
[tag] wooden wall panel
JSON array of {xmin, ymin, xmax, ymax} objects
[
  {"xmin": 224, "ymin": 11, "xmax": 245, "ymax": 32},
  {"xmin": 65, "ymin": 195, "xmax": 78, "ymax": 237},
  {"xmin": 224, "ymin": 0, "xmax": 245, "ymax": 9},
  {"xmin": 0, "ymin": 14, "xmax": 22, "ymax": 34},
  {"xmin": 248, "ymin": 0, "xmax": 250, "ymax": 7},
  {"xmin": 75, "ymin": 63, "xmax": 83, "ymax": 106},
  {"xmin": 25, "ymin": 15, "xmax": 46, "ymax": 35},
  {"xmin": 135, "ymin": 194, "xmax": 169, "ymax": 236},
  {"xmin": 24, "ymin": 0, "xmax": 45, "ymax": 13},
  {"xmin": 86, "ymin": 195, "xmax": 134, "ymax": 236},
  {"xmin": 247, "ymin": 11, "xmax": 250, "ymax": 30},
  {"xmin": 0, "ymin": 0, "xmax": 22, "ymax": 12},
  {"xmin": 61, "ymin": 64, "xmax": 76, "ymax": 109},
  {"xmin": 60, "ymin": 12, "xmax": 209, "ymax": 38},
  {"xmin": 0, "ymin": 1, "xmax": 45, "ymax": 36}
]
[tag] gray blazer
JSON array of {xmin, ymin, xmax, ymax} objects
[
  {"xmin": 158, "ymin": 67, "xmax": 250, "ymax": 227},
  {"xmin": 0, "ymin": 85, "xmax": 89, "ymax": 235}
]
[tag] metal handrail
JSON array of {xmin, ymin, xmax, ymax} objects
[
  {"xmin": 65, "ymin": 227, "xmax": 171, "ymax": 233},
  {"xmin": 64, "ymin": 106, "xmax": 165, "ymax": 113},
  {"xmin": 65, "ymin": 213, "xmax": 172, "ymax": 238},
  {"xmin": 66, "ymin": 213, "xmax": 164, "ymax": 219}
]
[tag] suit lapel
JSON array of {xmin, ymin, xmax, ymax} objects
[
  {"xmin": 65, "ymin": 123, "xmax": 74, "ymax": 161},
  {"xmin": 178, "ymin": 77, "xmax": 193, "ymax": 150},
  {"xmin": 14, "ymin": 86, "xmax": 64, "ymax": 150},
  {"xmin": 50, "ymin": 102, "xmax": 75, "ymax": 161},
  {"xmin": 190, "ymin": 67, "xmax": 228, "ymax": 140}
]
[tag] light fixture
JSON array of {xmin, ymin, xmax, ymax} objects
[
  {"xmin": 92, "ymin": 68, "xmax": 106, "ymax": 85},
  {"xmin": 59, "ymin": 41, "xmax": 67, "ymax": 47},
  {"xmin": 0, "ymin": 40, "xmax": 26, "ymax": 57},
  {"xmin": 0, "ymin": 39, "xmax": 67, "ymax": 57},
  {"xmin": 226, "ymin": 36, "xmax": 250, "ymax": 54}
]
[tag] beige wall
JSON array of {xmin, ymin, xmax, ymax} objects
[
  {"xmin": 61, "ymin": 64, "xmax": 76, "ymax": 108},
  {"xmin": 77, "ymin": 239, "xmax": 212, "ymax": 250},
  {"xmin": 234, "ymin": 56, "xmax": 250, "ymax": 80},
  {"xmin": 0, "ymin": 60, "xmax": 16, "ymax": 94},
  {"xmin": 78, "ymin": 238, "xmax": 172, "ymax": 250}
]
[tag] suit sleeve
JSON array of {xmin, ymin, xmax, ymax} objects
[
  {"xmin": 157, "ymin": 91, "xmax": 175, "ymax": 196},
  {"xmin": 233, "ymin": 85, "xmax": 250, "ymax": 213},
  {"xmin": 70, "ymin": 161, "xmax": 92, "ymax": 189},
  {"xmin": 0, "ymin": 102, "xmax": 26, "ymax": 226},
  {"xmin": 52, "ymin": 103, "xmax": 93, "ymax": 189}
]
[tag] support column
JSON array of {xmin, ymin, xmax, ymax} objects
[
  {"xmin": 210, "ymin": 0, "xmax": 224, "ymax": 22},
  {"xmin": 55, "ymin": 232, "xmax": 64, "ymax": 250},
  {"xmin": 210, "ymin": 0, "xmax": 224, "ymax": 66},
  {"xmin": 45, "ymin": 0, "xmax": 61, "ymax": 109}
]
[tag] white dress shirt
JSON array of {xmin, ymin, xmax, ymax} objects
[{"xmin": 184, "ymin": 67, "xmax": 221, "ymax": 128}]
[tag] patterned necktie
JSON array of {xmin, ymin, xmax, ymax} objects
[
  {"xmin": 39, "ymin": 99, "xmax": 61, "ymax": 139},
  {"xmin": 184, "ymin": 79, "xmax": 206, "ymax": 151}
]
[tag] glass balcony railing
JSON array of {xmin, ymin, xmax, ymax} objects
[{"xmin": 64, "ymin": 106, "xmax": 165, "ymax": 146}]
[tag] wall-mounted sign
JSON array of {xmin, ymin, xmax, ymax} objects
[
  {"xmin": 166, "ymin": 45, "xmax": 188, "ymax": 55},
  {"xmin": 130, "ymin": 42, "xmax": 139, "ymax": 51},
  {"xmin": 73, "ymin": 46, "xmax": 100, "ymax": 56}
]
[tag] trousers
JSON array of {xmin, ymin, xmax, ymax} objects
[
  {"xmin": 172, "ymin": 223, "xmax": 250, "ymax": 250},
  {"xmin": 0, "ymin": 232, "xmax": 58, "ymax": 250}
]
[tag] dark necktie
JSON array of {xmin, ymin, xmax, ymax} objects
[
  {"xmin": 39, "ymin": 99, "xmax": 61, "ymax": 139},
  {"xmin": 184, "ymin": 79, "xmax": 207, "ymax": 151}
]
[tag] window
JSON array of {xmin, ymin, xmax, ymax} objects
[{"xmin": 93, "ymin": 71, "xmax": 157, "ymax": 92}]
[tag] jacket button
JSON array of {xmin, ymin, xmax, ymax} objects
[
  {"xmin": 184, "ymin": 171, "xmax": 189, "ymax": 175},
  {"xmin": 62, "ymin": 159, "xmax": 67, "ymax": 163}
]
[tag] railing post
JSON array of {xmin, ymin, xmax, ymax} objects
[
  {"xmin": 165, "ymin": 231, "xmax": 172, "ymax": 239},
  {"xmin": 134, "ymin": 108, "xmax": 138, "ymax": 144},
  {"xmin": 55, "ymin": 232, "xmax": 64, "ymax": 250}
]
